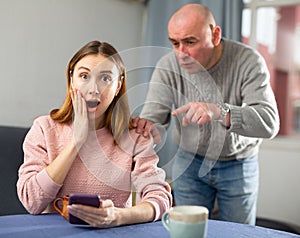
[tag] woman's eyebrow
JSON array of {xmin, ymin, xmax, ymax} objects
[
  {"xmin": 99, "ymin": 70, "xmax": 113, "ymax": 74},
  {"xmin": 77, "ymin": 66, "xmax": 91, "ymax": 71},
  {"xmin": 77, "ymin": 67, "xmax": 114, "ymax": 75}
]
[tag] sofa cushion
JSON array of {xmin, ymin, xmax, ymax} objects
[{"xmin": 0, "ymin": 126, "xmax": 29, "ymax": 215}]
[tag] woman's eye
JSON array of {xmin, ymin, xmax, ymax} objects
[
  {"xmin": 100, "ymin": 74, "xmax": 112, "ymax": 83},
  {"xmin": 80, "ymin": 73, "xmax": 89, "ymax": 80}
]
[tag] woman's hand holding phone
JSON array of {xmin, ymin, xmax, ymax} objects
[
  {"xmin": 67, "ymin": 193, "xmax": 101, "ymax": 225},
  {"xmin": 67, "ymin": 194, "xmax": 117, "ymax": 227}
]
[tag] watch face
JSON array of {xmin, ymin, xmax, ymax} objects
[
  {"xmin": 217, "ymin": 103, "xmax": 229, "ymax": 122},
  {"xmin": 224, "ymin": 103, "xmax": 230, "ymax": 112}
]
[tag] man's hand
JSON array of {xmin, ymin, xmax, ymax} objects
[
  {"xmin": 132, "ymin": 117, "xmax": 162, "ymax": 144},
  {"xmin": 171, "ymin": 102, "xmax": 221, "ymax": 126}
]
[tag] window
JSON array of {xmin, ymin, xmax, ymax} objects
[{"xmin": 242, "ymin": 0, "xmax": 300, "ymax": 136}]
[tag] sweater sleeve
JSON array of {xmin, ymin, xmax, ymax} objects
[
  {"xmin": 130, "ymin": 135, "xmax": 172, "ymax": 221},
  {"xmin": 17, "ymin": 118, "xmax": 62, "ymax": 214},
  {"xmin": 140, "ymin": 54, "xmax": 177, "ymax": 129},
  {"xmin": 228, "ymin": 48, "xmax": 280, "ymax": 139}
]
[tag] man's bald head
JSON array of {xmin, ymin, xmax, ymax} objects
[{"xmin": 169, "ymin": 4, "xmax": 216, "ymax": 28}]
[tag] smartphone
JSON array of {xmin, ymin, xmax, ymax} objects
[{"xmin": 68, "ymin": 193, "xmax": 100, "ymax": 225}]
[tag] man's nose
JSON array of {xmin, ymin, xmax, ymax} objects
[{"xmin": 177, "ymin": 44, "xmax": 189, "ymax": 59}]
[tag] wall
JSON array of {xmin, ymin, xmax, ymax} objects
[
  {"xmin": 257, "ymin": 139, "xmax": 300, "ymax": 227},
  {"xmin": 1, "ymin": 0, "xmax": 299, "ymax": 227},
  {"xmin": 0, "ymin": 0, "xmax": 145, "ymax": 127}
]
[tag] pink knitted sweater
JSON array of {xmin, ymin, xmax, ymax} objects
[{"xmin": 17, "ymin": 115, "xmax": 172, "ymax": 221}]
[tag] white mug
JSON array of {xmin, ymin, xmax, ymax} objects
[{"xmin": 162, "ymin": 206, "xmax": 209, "ymax": 238}]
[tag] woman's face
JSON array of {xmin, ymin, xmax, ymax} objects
[{"xmin": 71, "ymin": 54, "xmax": 122, "ymax": 125}]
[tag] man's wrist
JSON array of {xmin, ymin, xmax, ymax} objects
[{"xmin": 216, "ymin": 103, "xmax": 230, "ymax": 123}]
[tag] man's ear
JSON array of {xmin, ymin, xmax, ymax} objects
[{"xmin": 212, "ymin": 25, "xmax": 222, "ymax": 46}]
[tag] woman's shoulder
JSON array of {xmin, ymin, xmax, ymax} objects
[
  {"xmin": 33, "ymin": 114, "xmax": 52, "ymax": 123},
  {"xmin": 127, "ymin": 128, "xmax": 154, "ymax": 144},
  {"xmin": 118, "ymin": 129, "xmax": 156, "ymax": 155},
  {"xmin": 30, "ymin": 115, "xmax": 71, "ymax": 135},
  {"xmin": 32, "ymin": 115, "xmax": 59, "ymax": 128}
]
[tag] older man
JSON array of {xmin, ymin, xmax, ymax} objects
[{"xmin": 134, "ymin": 4, "xmax": 279, "ymax": 225}]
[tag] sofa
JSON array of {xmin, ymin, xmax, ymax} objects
[{"xmin": 0, "ymin": 126, "xmax": 29, "ymax": 215}]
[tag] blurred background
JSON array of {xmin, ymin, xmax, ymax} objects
[{"xmin": 0, "ymin": 0, "xmax": 299, "ymax": 231}]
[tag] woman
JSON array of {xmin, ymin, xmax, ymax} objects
[{"xmin": 17, "ymin": 40, "xmax": 172, "ymax": 228}]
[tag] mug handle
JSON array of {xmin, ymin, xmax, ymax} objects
[
  {"xmin": 161, "ymin": 212, "xmax": 170, "ymax": 231},
  {"xmin": 53, "ymin": 197, "xmax": 64, "ymax": 216}
]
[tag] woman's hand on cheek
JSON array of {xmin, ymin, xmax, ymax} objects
[
  {"xmin": 70, "ymin": 88, "xmax": 89, "ymax": 148},
  {"xmin": 67, "ymin": 199, "xmax": 120, "ymax": 228}
]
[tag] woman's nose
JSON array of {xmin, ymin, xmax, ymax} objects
[{"xmin": 88, "ymin": 81, "xmax": 100, "ymax": 95}]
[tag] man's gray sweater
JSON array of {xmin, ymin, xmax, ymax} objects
[{"xmin": 141, "ymin": 39, "xmax": 280, "ymax": 161}]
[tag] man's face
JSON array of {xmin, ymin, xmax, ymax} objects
[{"xmin": 168, "ymin": 17, "xmax": 217, "ymax": 74}]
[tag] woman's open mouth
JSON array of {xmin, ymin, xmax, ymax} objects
[
  {"xmin": 86, "ymin": 101, "xmax": 100, "ymax": 108},
  {"xmin": 86, "ymin": 100, "xmax": 101, "ymax": 113}
]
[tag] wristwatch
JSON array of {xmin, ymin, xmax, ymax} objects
[{"xmin": 216, "ymin": 103, "xmax": 230, "ymax": 122}]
